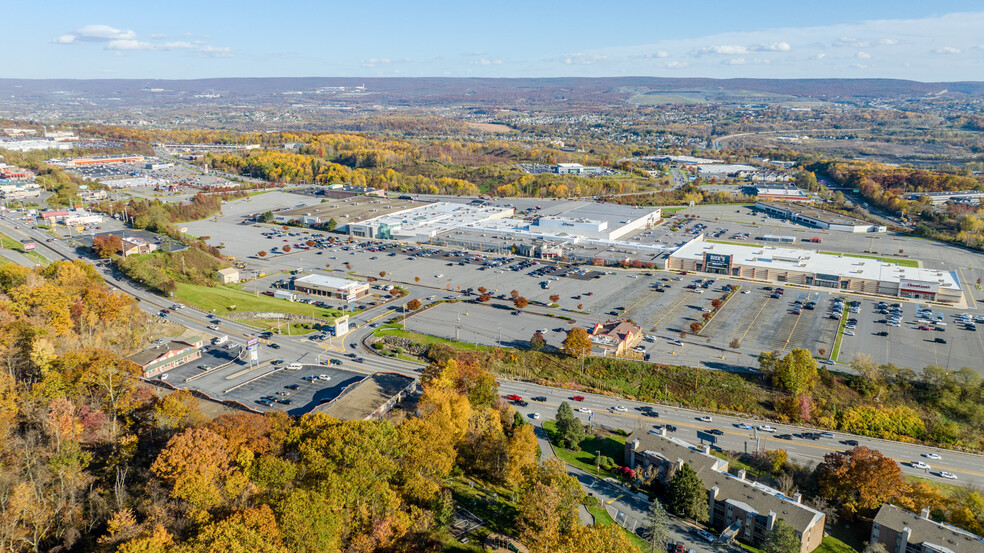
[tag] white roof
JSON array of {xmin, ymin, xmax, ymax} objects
[
  {"xmin": 673, "ymin": 239, "xmax": 961, "ymax": 289},
  {"xmin": 295, "ymin": 274, "xmax": 365, "ymax": 291}
]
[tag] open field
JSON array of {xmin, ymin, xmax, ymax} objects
[{"xmin": 172, "ymin": 282, "xmax": 344, "ymax": 321}]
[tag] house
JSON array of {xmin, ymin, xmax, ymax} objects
[
  {"xmin": 120, "ymin": 237, "xmax": 158, "ymax": 256},
  {"xmin": 217, "ymin": 267, "xmax": 240, "ymax": 284},
  {"xmin": 589, "ymin": 319, "xmax": 642, "ymax": 355},
  {"xmin": 870, "ymin": 504, "xmax": 984, "ymax": 553},
  {"xmin": 127, "ymin": 337, "xmax": 205, "ymax": 378},
  {"xmin": 625, "ymin": 429, "xmax": 825, "ymax": 553}
]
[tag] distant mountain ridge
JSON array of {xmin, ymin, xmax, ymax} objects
[{"xmin": 2, "ymin": 76, "xmax": 983, "ymax": 105}]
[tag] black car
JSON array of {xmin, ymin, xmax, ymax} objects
[
  {"xmin": 285, "ymin": 384, "xmax": 300, "ymax": 390},
  {"xmin": 935, "ymin": 337, "xmax": 948, "ymax": 344},
  {"xmin": 514, "ymin": 400, "xmax": 529, "ymax": 407},
  {"xmin": 531, "ymin": 396, "xmax": 547, "ymax": 402},
  {"xmin": 347, "ymin": 353, "xmax": 357, "ymax": 358},
  {"xmin": 707, "ymin": 429, "xmax": 724, "ymax": 436},
  {"xmin": 776, "ymin": 434, "xmax": 793, "ymax": 440},
  {"xmin": 843, "ymin": 439, "xmax": 859, "ymax": 446},
  {"xmin": 268, "ymin": 343, "xmax": 280, "ymax": 349},
  {"xmin": 664, "ymin": 425, "xmax": 677, "ymax": 432},
  {"xmin": 876, "ymin": 331, "xmax": 889, "ymax": 336},
  {"xmin": 644, "ymin": 411, "xmax": 659, "ymax": 418},
  {"xmin": 276, "ymin": 398, "xmax": 293, "ymax": 405}
]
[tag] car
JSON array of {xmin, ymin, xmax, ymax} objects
[
  {"xmin": 531, "ymin": 396, "xmax": 547, "ymax": 402},
  {"xmin": 843, "ymin": 331, "xmax": 855, "ymax": 336},
  {"xmin": 819, "ymin": 360, "xmax": 836, "ymax": 365},
  {"xmin": 776, "ymin": 434, "xmax": 794, "ymax": 440},
  {"xmin": 643, "ymin": 411, "xmax": 659, "ymax": 418},
  {"xmin": 737, "ymin": 423, "xmax": 753, "ymax": 429},
  {"xmin": 268, "ymin": 343, "xmax": 280, "ymax": 349},
  {"xmin": 935, "ymin": 337, "xmax": 948, "ymax": 344},
  {"xmin": 672, "ymin": 340, "xmax": 684, "ymax": 346},
  {"xmin": 572, "ymin": 395, "xmax": 585, "ymax": 401},
  {"xmin": 742, "ymin": 289, "xmax": 751, "ymax": 294},
  {"xmin": 940, "ymin": 471, "xmax": 958, "ymax": 480},
  {"xmin": 285, "ymin": 384, "xmax": 300, "ymax": 390},
  {"xmin": 317, "ymin": 374, "xmax": 332, "ymax": 381},
  {"xmin": 531, "ymin": 412, "xmax": 541, "ymax": 420},
  {"xmin": 758, "ymin": 425, "xmax": 777, "ymax": 433},
  {"xmin": 843, "ymin": 439, "xmax": 859, "ymax": 446},
  {"xmin": 159, "ymin": 373, "xmax": 168, "ymax": 381},
  {"xmin": 271, "ymin": 360, "xmax": 284, "ymax": 366},
  {"xmin": 612, "ymin": 405, "xmax": 628, "ymax": 412},
  {"xmin": 207, "ymin": 324, "xmax": 220, "ymax": 330},
  {"xmin": 707, "ymin": 429, "xmax": 723, "ymax": 436},
  {"xmin": 912, "ymin": 461, "xmax": 932, "ymax": 470},
  {"xmin": 876, "ymin": 331, "xmax": 889, "ymax": 336},
  {"xmin": 695, "ymin": 529, "xmax": 715, "ymax": 543},
  {"xmin": 277, "ymin": 398, "xmax": 293, "ymax": 405},
  {"xmin": 917, "ymin": 326, "xmax": 930, "ymax": 331},
  {"xmin": 576, "ymin": 407, "xmax": 592, "ymax": 414},
  {"xmin": 698, "ymin": 415, "xmax": 713, "ymax": 422},
  {"xmin": 505, "ymin": 394, "xmax": 522, "ymax": 402},
  {"xmin": 692, "ymin": 289, "xmax": 704, "ymax": 294},
  {"xmin": 820, "ymin": 431, "xmax": 835, "ymax": 438}
]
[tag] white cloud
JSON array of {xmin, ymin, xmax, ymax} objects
[
  {"xmin": 878, "ymin": 38, "xmax": 898, "ymax": 46},
  {"xmin": 856, "ymin": 51, "xmax": 871, "ymax": 59},
  {"xmin": 723, "ymin": 57, "xmax": 770, "ymax": 65},
  {"xmin": 691, "ymin": 45, "xmax": 749, "ymax": 56},
  {"xmin": 665, "ymin": 61, "xmax": 689, "ymax": 68},
  {"xmin": 933, "ymin": 46, "xmax": 962, "ymax": 54},
  {"xmin": 812, "ymin": 53, "xmax": 827, "ymax": 60},
  {"xmin": 646, "ymin": 51, "xmax": 669, "ymax": 59},
  {"xmin": 837, "ymin": 36, "xmax": 869, "ymax": 47},
  {"xmin": 360, "ymin": 57, "xmax": 411, "ymax": 67},
  {"xmin": 560, "ymin": 53, "xmax": 610, "ymax": 65},
  {"xmin": 472, "ymin": 59, "xmax": 503, "ymax": 65},
  {"xmin": 850, "ymin": 63, "xmax": 869, "ymax": 69},
  {"xmin": 53, "ymin": 24, "xmax": 231, "ymax": 57},
  {"xmin": 751, "ymin": 42, "xmax": 791, "ymax": 52}
]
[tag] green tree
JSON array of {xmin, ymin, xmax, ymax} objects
[
  {"xmin": 326, "ymin": 218, "xmax": 338, "ymax": 231},
  {"xmin": 260, "ymin": 211, "xmax": 274, "ymax": 223},
  {"xmin": 642, "ymin": 499, "xmax": 670, "ymax": 553},
  {"xmin": 667, "ymin": 463, "xmax": 707, "ymax": 523},
  {"xmin": 762, "ymin": 519, "xmax": 800, "ymax": 553},
  {"xmin": 530, "ymin": 331, "xmax": 547, "ymax": 351},
  {"xmin": 554, "ymin": 401, "xmax": 585, "ymax": 450},
  {"xmin": 761, "ymin": 348, "xmax": 818, "ymax": 395}
]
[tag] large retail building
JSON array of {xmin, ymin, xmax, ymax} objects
[{"xmin": 667, "ymin": 235, "xmax": 962, "ymax": 303}]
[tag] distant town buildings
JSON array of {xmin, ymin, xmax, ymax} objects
[
  {"xmin": 51, "ymin": 155, "xmax": 146, "ymax": 167},
  {"xmin": 753, "ymin": 186, "xmax": 811, "ymax": 202},
  {"xmin": 903, "ymin": 191, "xmax": 984, "ymax": 206}
]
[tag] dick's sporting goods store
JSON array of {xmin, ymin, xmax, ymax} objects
[{"xmin": 702, "ymin": 253, "xmax": 733, "ymax": 275}]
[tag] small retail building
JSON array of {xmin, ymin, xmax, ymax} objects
[
  {"xmin": 755, "ymin": 201, "xmax": 886, "ymax": 233},
  {"xmin": 590, "ymin": 319, "xmax": 642, "ymax": 356},
  {"xmin": 120, "ymin": 237, "xmax": 158, "ymax": 256},
  {"xmin": 128, "ymin": 337, "xmax": 205, "ymax": 378},
  {"xmin": 292, "ymin": 274, "xmax": 370, "ymax": 300},
  {"xmin": 217, "ymin": 267, "xmax": 240, "ymax": 284},
  {"xmin": 870, "ymin": 504, "xmax": 983, "ymax": 553}
]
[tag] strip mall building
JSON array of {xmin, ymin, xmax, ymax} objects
[{"xmin": 667, "ymin": 235, "xmax": 962, "ymax": 303}]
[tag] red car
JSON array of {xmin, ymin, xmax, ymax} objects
[
  {"xmin": 504, "ymin": 394, "xmax": 522, "ymax": 402},
  {"xmin": 572, "ymin": 395, "xmax": 585, "ymax": 402},
  {"xmin": 917, "ymin": 325, "xmax": 930, "ymax": 330}
]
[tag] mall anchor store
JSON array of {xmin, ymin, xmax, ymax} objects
[{"xmin": 667, "ymin": 236, "xmax": 962, "ymax": 303}]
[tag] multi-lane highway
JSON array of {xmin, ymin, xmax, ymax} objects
[{"xmin": 3, "ymin": 213, "xmax": 983, "ymax": 489}]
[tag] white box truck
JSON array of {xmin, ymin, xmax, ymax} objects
[
  {"xmin": 274, "ymin": 290, "xmax": 297, "ymax": 301},
  {"xmin": 212, "ymin": 335, "xmax": 229, "ymax": 345}
]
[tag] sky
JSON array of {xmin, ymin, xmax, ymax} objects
[{"xmin": 5, "ymin": 1, "xmax": 984, "ymax": 81}]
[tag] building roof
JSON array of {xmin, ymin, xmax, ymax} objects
[
  {"xmin": 874, "ymin": 504, "xmax": 984, "ymax": 553},
  {"xmin": 672, "ymin": 236, "xmax": 961, "ymax": 290},
  {"xmin": 591, "ymin": 320, "xmax": 641, "ymax": 344},
  {"xmin": 317, "ymin": 372, "xmax": 416, "ymax": 420},
  {"xmin": 294, "ymin": 273, "xmax": 366, "ymax": 291},
  {"xmin": 756, "ymin": 201, "xmax": 873, "ymax": 228},
  {"xmin": 755, "ymin": 187, "xmax": 809, "ymax": 197},
  {"xmin": 217, "ymin": 267, "xmax": 239, "ymax": 276},
  {"xmin": 127, "ymin": 339, "xmax": 200, "ymax": 369},
  {"xmin": 627, "ymin": 430, "xmax": 824, "ymax": 535}
]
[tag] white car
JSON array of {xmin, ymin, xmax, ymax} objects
[
  {"xmin": 742, "ymin": 290, "xmax": 751, "ymax": 294},
  {"xmin": 738, "ymin": 423, "xmax": 753, "ymax": 430},
  {"xmin": 159, "ymin": 373, "xmax": 168, "ymax": 381},
  {"xmin": 940, "ymin": 471, "xmax": 958, "ymax": 480},
  {"xmin": 672, "ymin": 340, "xmax": 684, "ymax": 346},
  {"xmin": 207, "ymin": 324, "xmax": 220, "ymax": 330},
  {"xmin": 843, "ymin": 331, "xmax": 855, "ymax": 336},
  {"xmin": 912, "ymin": 461, "xmax": 931, "ymax": 470},
  {"xmin": 692, "ymin": 289, "xmax": 704, "ymax": 294},
  {"xmin": 698, "ymin": 415, "xmax": 713, "ymax": 422},
  {"xmin": 758, "ymin": 425, "xmax": 776, "ymax": 433},
  {"xmin": 434, "ymin": 274, "xmax": 443, "ymax": 278},
  {"xmin": 924, "ymin": 453, "xmax": 942, "ymax": 460},
  {"xmin": 531, "ymin": 412, "xmax": 541, "ymax": 420},
  {"xmin": 612, "ymin": 405, "xmax": 628, "ymax": 412},
  {"xmin": 317, "ymin": 374, "xmax": 331, "ymax": 381},
  {"xmin": 577, "ymin": 407, "xmax": 592, "ymax": 414}
]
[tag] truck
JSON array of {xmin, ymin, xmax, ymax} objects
[
  {"xmin": 212, "ymin": 335, "xmax": 229, "ymax": 345},
  {"xmin": 274, "ymin": 290, "xmax": 297, "ymax": 301}
]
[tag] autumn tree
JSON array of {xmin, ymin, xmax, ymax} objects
[
  {"xmin": 759, "ymin": 348, "xmax": 818, "ymax": 395},
  {"xmin": 549, "ymin": 294, "xmax": 560, "ymax": 303},
  {"xmin": 477, "ymin": 286, "xmax": 487, "ymax": 294},
  {"xmin": 689, "ymin": 322, "xmax": 702, "ymax": 333},
  {"xmin": 530, "ymin": 331, "xmax": 546, "ymax": 351},
  {"xmin": 257, "ymin": 250, "xmax": 267, "ymax": 257},
  {"xmin": 405, "ymin": 299, "xmax": 421, "ymax": 311},
  {"xmin": 478, "ymin": 293, "xmax": 491, "ymax": 303},
  {"xmin": 513, "ymin": 296, "xmax": 529, "ymax": 310},
  {"xmin": 92, "ymin": 234, "xmax": 123, "ymax": 257},
  {"xmin": 282, "ymin": 244, "xmax": 291, "ymax": 253},
  {"xmin": 562, "ymin": 328, "xmax": 592, "ymax": 374},
  {"xmin": 711, "ymin": 299, "xmax": 722, "ymax": 309},
  {"xmin": 151, "ymin": 426, "xmax": 232, "ymax": 513},
  {"xmin": 816, "ymin": 446, "xmax": 909, "ymax": 516},
  {"xmin": 667, "ymin": 463, "xmax": 707, "ymax": 522}
]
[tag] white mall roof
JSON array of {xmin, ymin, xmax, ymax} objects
[
  {"xmin": 294, "ymin": 274, "xmax": 365, "ymax": 291},
  {"xmin": 672, "ymin": 239, "xmax": 961, "ymax": 289}
]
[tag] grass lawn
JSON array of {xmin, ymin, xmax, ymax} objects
[
  {"xmin": 0, "ymin": 231, "xmax": 25, "ymax": 252},
  {"xmin": 372, "ymin": 327, "xmax": 493, "ymax": 352},
  {"xmin": 172, "ymin": 282, "xmax": 344, "ymax": 321},
  {"xmin": 660, "ymin": 207, "xmax": 689, "ymax": 214},
  {"xmin": 24, "ymin": 251, "xmax": 50, "ymax": 267},
  {"xmin": 541, "ymin": 420, "xmax": 626, "ymax": 479},
  {"xmin": 830, "ymin": 304, "xmax": 850, "ymax": 361},
  {"xmin": 814, "ymin": 535, "xmax": 858, "ymax": 553},
  {"xmin": 819, "ymin": 251, "xmax": 919, "ymax": 268},
  {"xmin": 446, "ymin": 476, "xmax": 519, "ymax": 538},
  {"xmin": 586, "ymin": 505, "xmax": 649, "ymax": 551}
]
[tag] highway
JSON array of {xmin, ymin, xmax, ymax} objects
[{"xmin": 3, "ymin": 213, "xmax": 984, "ymax": 490}]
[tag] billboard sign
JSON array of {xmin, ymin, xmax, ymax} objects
[
  {"xmin": 696, "ymin": 431, "xmax": 718, "ymax": 444},
  {"xmin": 23, "ymin": 243, "xmax": 35, "ymax": 251},
  {"xmin": 246, "ymin": 337, "xmax": 259, "ymax": 347}
]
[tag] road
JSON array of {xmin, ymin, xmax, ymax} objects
[{"xmin": 4, "ymin": 215, "xmax": 984, "ymax": 490}]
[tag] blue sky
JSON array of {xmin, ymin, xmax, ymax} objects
[{"xmin": 6, "ymin": 1, "xmax": 984, "ymax": 81}]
